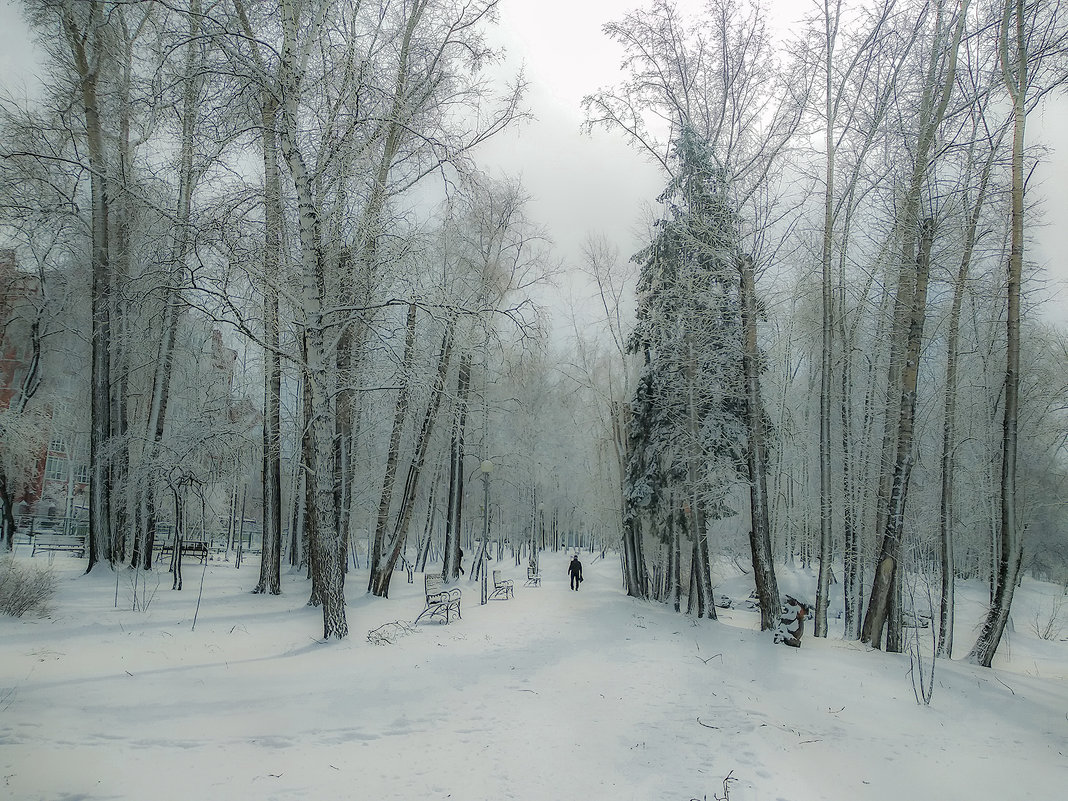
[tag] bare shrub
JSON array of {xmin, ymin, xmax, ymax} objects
[
  {"xmin": 0, "ymin": 556, "xmax": 57, "ymax": 618},
  {"xmin": 367, "ymin": 621, "xmax": 417, "ymax": 645},
  {"xmin": 1030, "ymin": 595, "xmax": 1065, "ymax": 641}
]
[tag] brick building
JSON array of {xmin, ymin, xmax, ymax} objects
[{"xmin": 0, "ymin": 248, "xmax": 88, "ymax": 523}]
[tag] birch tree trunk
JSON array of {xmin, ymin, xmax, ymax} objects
[{"xmin": 277, "ymin": 0, "xmax": 347, "ymax": 639}]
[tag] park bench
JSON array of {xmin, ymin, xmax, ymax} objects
[
  {"xmin": 156, "ymin": 539, "xmax": 210, "ymax": 564},
  {"xmin": 30, "ymin": 532, "xmax": 86, "ymax": 558},
  {"xmin": 488, "ymin": 570, "xmax": 514, "ymax": 601},
  {"xmin": 524, "ymin": 565, "xmax": 541, "ymax": 587},
  {"xmin": 181, "ymin": 540, "xmax": 210, "ymax": 563},
  {"xmin": 414, "ymin": 575, "xmax": 462, "ymax": 624}
]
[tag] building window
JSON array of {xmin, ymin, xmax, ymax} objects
[
  {"xmin": 44, "ymin": 456, "xmax": 67, "ymax": 482},
  {"xmin": 75, "ymin": 463, "xmax": 90, "ymax": 485},
  {"xmin": 49, "ymin": 438, "xmax": 67, "ymax": 454}
]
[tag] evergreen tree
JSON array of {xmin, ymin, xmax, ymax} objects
[{"xmin": 623, "ymin": 127, "xmax": 746, "ymax": 614}]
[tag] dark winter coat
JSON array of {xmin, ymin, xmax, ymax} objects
[{"xmin": 567, "ymin": 557, "xmax": 583, "ymax": 579}]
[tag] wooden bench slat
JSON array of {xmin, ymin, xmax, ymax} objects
[{"xmin": 31, "ymin": 533, "xmax": 86, "ymax": 558}]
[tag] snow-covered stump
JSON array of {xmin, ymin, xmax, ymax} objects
[{"xmin": 773, "ymin": 596, "xmax": 810, "ymax": 648}]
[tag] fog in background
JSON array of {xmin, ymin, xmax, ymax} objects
[{"xmin": 2, "ymin": 0, "xmax": 1065, "ymax": 326}]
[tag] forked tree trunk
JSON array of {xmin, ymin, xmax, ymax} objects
[
  {"xmin": 372, "ymin": 320, "xmax": 456, "ymax": 596},
  {"xmin": 864, "ymin": 0, "xmax": 969, "ymax": 649},
  {"xmin": 110, "ymin": 5, "xmax": 148, "ymax": 566},
  {"xmin": 863, "ymin": 218, "xmax": 934, "ymax": 649}
]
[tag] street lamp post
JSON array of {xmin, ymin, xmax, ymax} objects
[{"xmin": 480, "ymin": 459, "xmax": 493, "ymax": 605}]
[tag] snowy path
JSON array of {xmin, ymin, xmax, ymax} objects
[{"xmin": 1, "ymin": 552, "xmax": 1066, "ymax": 800}]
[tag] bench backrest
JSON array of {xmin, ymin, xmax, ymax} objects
[
  {"xmin": 492, "ymin": 570, "xmax": 502, "ymax": 584},
  {"xmin": 34, "ymin": 533, "xmax": 84, "ymax": 543},
  {"xmin": 527, "ymin": 565, "xmax": 538, "ymax": 578},
  {"xmin": 425, "ymin": 574, "xmax": 444, "ymax": 598}
]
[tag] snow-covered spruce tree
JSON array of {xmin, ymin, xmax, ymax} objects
[{"xmin": 624, "ymin": 128, "xmax": 748, "ymax": 619}]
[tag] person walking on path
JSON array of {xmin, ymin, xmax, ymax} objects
[{"xmin": 568, "ymin": 554, "xmax": 583, "ymax": 590}]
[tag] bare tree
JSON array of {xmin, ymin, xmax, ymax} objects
[
  {"xmin": 862, "ymin": 0, "xmax": 971, "ymax": 651},
  {"xmin": 970, "ymin": 0, "xmax": 1068, "ymax": 667}
]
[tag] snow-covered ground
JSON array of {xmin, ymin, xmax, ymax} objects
[{"xmin": 1, "ymin": 549, "xmax": 1066, "ymax": 800}]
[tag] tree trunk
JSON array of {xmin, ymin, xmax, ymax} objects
[
  {"xmin": 970, "ymin": 0, "xmax": 1029, "ymax": 666},
  {"xmin": 615, "ymin": 400, "xmax": 646, "ymax": 598},
  {"xmin": 255, "ymin": 96, "xmax": 283, "ymax": 596},
  {"xmin": 0, "ymin": 465, "xmax": 17, "ymax": 553},
  {"xmin": 667, "ymin": 503, "xmax": 681, "ymax": 612},
  {"xmin": 62, "ymin": 5, "xmax": 113, "ymax": 573},
  {"xmin": 863, "ymin": 0, "xmax": 969, "ymax": 647},
  {"xmin": 371, "ymin": 318, "xmax": 456, "ymax": 597},
  {"xmin": 368, "ymin": 304, "xmax": 418, "ymax": 591},
  {"xmin": 137, "ymin": 3, "xmax": 203, "ymax": 570},
  {"xmin": 938, "ymin": 141, "xmax": 997, "ymax": 656},
  {"xmin": 863, "ymin": 218, "xmax": 934, "ymax": 649},
  {"xmin": 443, "ymin": 350, "xmax": 472, "ymax": 582},
  {"xmin": 739, "ymin": 255, "xmax": 780, "ymax": 630},
  {"xmin": 815, "ymin": 0, "xmax": 837, "ymax": 636},
  {"xmin": 0, "ymin": 297, "xmax": 44, "ymax": 551},
  {"xmin": 278, "ymin": 96, "xmax": 346, "ymax": 639}
]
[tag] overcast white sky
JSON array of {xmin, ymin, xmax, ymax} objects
[{"xmin": 1, "ymin": 0, "xmax": 1066, "ymax": 322}]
